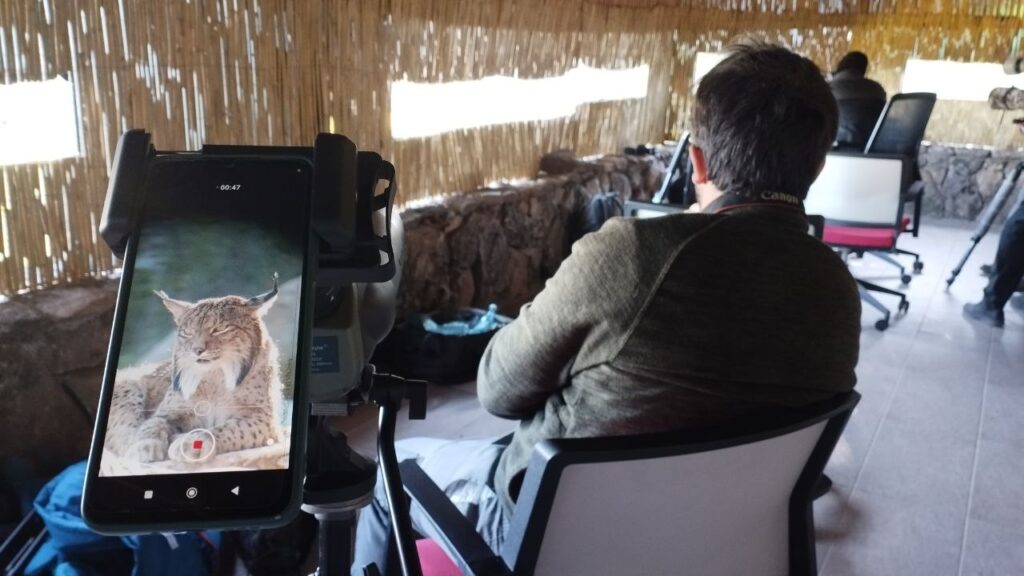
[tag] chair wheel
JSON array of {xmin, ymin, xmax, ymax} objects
[
  {"xmin": 899, "ymin": 301, "xmax": 910, "ymax": 314},
  {"xmin": 901, "ymin": 274, "xmax": 912, "ymax": 284},
  {"xmin": 914, "ymin": 261, "xmax": 924, "ymax": 273},
  {"xmin": 875, "ymin": 319, "xmax": 889, "ymax": 331}
]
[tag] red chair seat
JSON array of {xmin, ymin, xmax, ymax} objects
[
  {"xmin": 823, "ymin": 224, "xmax": 897, "ymax": 249},
  {"xmin": 417, "ymin": 538, "xmax": 462, "ymax": 576}
]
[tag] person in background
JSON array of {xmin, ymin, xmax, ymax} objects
[
  {"xmin": 964, "ymin": 199, "xmax": 1024, "ymax": 327},
  {"xmin": 352, "ymin": 42, "xmax": 862, "ymax": 575},
  {"xmin": 830, "ymin": 51, "xmax": 887, "ymax": 151}
]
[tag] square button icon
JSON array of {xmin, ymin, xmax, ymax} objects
[{"xmin": 143, "ymin": 490, "xmax": 154, "ymax": 500}]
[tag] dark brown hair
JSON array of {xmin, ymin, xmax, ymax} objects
[{"xmin": 691, "ymin": 42, "xmax": 838, "ymax": 200}]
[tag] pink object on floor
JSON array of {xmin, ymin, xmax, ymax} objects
[{"xmin": 416, "ymin": 538, "xmax": 462, "ymax": 576}]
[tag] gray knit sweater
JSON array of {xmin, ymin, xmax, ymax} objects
[{"xmin": 477, "ymin": 205, "xmax": 861, "ymax": 509}]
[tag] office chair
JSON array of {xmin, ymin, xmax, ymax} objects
[
  {"xmin": 806, "ymin": 151, "xmax": 913, "ymax": 330},
  {"xmin": 864, "ymin": 92, "xmax": 937, "ymax": 268},
  {"xmin": 403, "ymin": 392, "xmax": 859, "ymax": 576}
]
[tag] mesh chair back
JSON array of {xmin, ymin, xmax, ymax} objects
[
  {"xmin": 501, "ymin": 393, "xmax": 859, "ymax": 576},
  {"xmin": 864, "ymin": 93, "xmax": 937, "ymax": 157},
  {"xmin": 805, "ymin": 153, "xmax": 907, "ymax": 226}
]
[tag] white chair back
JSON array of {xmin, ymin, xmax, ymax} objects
[
  {"xmin": 805, "ymin": 152, "xmax": 905, "ymax": 226},
  {"xmin": 532, "ymin": 424, "xmax": 824, "ymax": 576}
]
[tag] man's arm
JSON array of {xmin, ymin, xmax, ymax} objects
[{"xmin": 476, "ymin": 218, "xmax": 641, "ymax": 419}]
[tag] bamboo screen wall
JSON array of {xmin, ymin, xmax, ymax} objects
[{"xmin": 0, "ymin": 0, "xmax": 1022, "ymax": 295}]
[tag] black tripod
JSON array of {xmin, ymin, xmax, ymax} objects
[
  {"xmin": 947, "ymin": 161, "xmax": 1024, "ymax": 288},
  {"xmin": 302, "ymin": 366, "xmax": 426, "ymax": 576}
]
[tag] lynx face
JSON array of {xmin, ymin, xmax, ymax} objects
[{"xmin": 155, "ymin": 276, "xmax": 278, "ymax": 400}]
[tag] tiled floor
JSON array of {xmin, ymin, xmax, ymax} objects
[{"xmin": 339, "ymin": 219, "xmax": 1024, "ymax": 576}]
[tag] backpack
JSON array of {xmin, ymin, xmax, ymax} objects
[{"xmin": 570, "ymin": 191, "xmax": 624, "ymax": 244}]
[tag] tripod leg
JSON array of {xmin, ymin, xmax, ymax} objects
[
  {"xmin": 947, "ymin": 239, "xmax": 981, "ymax": 288},
  {"xmin": 948, "ymin": 162, "xmax": 1024, "ymax": 289},
  {"xmin": 316, "ymin": 513, "xmax": 358, "ymax": 576}
]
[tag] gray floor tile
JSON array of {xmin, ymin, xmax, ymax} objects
[
  {"xmin": 854, "ymin": 418, "xmax": 975, "ymax": 506},
  {"xmin": 967, "ymin": 438, "xmax": 1024, "ymax": 533},
  {"xmin": 959, "ymin": 518, "xmax": 1024, "ymax": 576},
  {"xmin": 987, "ymin": 331, "xmax": 1024, "ymax": 388},
  {"xmin": 886, "ymin": 370, "xmax": 984, "ymax": 443},
  {"xmin": 978, "ymin": 380, "xmax": 1024, "ymax": 449},
  {"xmin": 820, "ymin": 491, "xmax": 965, "ymax": 576}
]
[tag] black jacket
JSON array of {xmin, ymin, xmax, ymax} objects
[{"xmin": 830, "ymin": 70, "xmax": 887, "ymax": 151}]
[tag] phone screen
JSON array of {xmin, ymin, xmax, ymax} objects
[{"xmin": 84, "ymin": 155, "xmax": 311, "ymax": 531}]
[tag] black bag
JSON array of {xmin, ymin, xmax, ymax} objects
[
  {"xmin": 371, "ymin": 307, "xmax": 511, "ymax": 385},
  {"xmin": 569, "ymin": 191, "xmax": 624, "ymax": 244}
]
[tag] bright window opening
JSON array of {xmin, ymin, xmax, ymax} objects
[
  {"xmin": 693, "ymin": 52, "xmax": 728, "ymax": 85},
  {"xmin": 390, "ymin": 64, "xmax": 650, "ymax": 140},
  {"xmin": 0, "ymin": 77, "xmax": 80, "ymax": 166},
  {"xmin": 901, "ymin": 59, "xmax": 1024, "ymax": 101}
]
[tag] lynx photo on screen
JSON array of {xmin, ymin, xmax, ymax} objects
[{"xmin": 99, "ymin": 220, "xmax": 302, "ymax": 477}]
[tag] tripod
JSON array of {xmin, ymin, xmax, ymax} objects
[
  {"xmin": 302, "ymin": 366, "xmax": 426, "ymax": 576},
  {"xmin": 947, "ymin": 161, "xmax": 1024, "ymax": 288}
]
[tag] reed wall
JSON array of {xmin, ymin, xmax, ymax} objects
[{"xmin": 1, "ymin": 0, "xmax": 1022, "ymax": 294}]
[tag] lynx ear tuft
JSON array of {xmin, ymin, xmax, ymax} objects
[
  {"xmin": 155, "ymin": 290, "xmax": 192, "ymax": 322},
  {"xmin": 246, "ymin": 273, "xmax": 279, "ymax": 316}
]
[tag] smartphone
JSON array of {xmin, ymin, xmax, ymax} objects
[{"xmin": 83, "ymin": 154, "xmax": 313, "ymax": 533}]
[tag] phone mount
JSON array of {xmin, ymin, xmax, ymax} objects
[{"xmin": 100, "ymin": 130, "xmax": 427, "ymax": 576}]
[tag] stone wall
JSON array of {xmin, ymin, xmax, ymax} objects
[
  {"xmin": 919, "ymin": 144, "xmax": 1024, "ymax": 222},
  {"xmin": 0, "ymin": 150, "xmax": 666, "ymax": 480},
  {"xmin": 0, "ymin": 279, "xmax": 118, "ymax": 479},
  {"xmin": 396, "ymin": 150, "xmax": 666, "ymax": 316}
]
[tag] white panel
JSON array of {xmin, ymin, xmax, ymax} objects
[
  {"xmin": 634, "ymin": 208, "xmax": 669, "ymax": 219},
  {"xmin": 805, "ymin": 154, "xmax": 903, "ymax": 226},
  {"xmin": 0, "ymin": 77, "xmax": 80, "ymax": 166},
  {"xmin": 901, "ymin": 59, "xmax": 1024, "ymax": 102},
  {"xmin": 531, "ymin": 423, "xmax": 826, "ymax": 576},
  {"xmin": 390, "ymin": 65, "xmax": 650, "ymax": 139}
]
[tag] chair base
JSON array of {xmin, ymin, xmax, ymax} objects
[
  {"xmin": 868, "ymin": 250, "xmax": 921, "ymax": 284},
  {"xmin": 858, "ymin": 279, "xmax": 909, "ymax": 331}
]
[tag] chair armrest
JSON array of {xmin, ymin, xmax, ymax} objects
[{"xmin": 400, "ymin": 460, "xmax": 511, "ymax": 576}]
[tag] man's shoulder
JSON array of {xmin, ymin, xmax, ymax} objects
[
  {"xmin": 576, "ymin": 212, "xmax": 714, "ymax": 251},
  {"xmin": 831, "ymin": 76, "xmax": 886, "ymax": 101},
  {"xmin": 609, "ymin": 212, "xmax": 720, "ymax": 239}
]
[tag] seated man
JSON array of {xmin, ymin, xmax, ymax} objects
[
  {"xmin": 352, "ymin": 42, "xmax": 861, "ymax": 575},
  {"xmin": 830, "ymin": 51, "xmax": 887, "ymax": 151}
]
